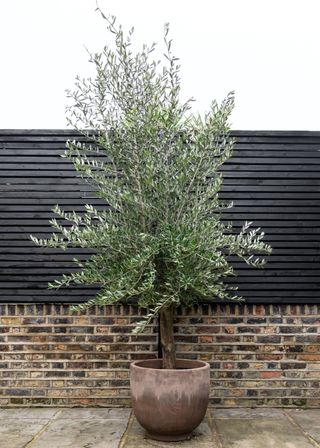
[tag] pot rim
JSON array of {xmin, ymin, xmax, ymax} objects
[{"xmin": 130, "ymin": 358, "xmax": 210, "ymax": 372}]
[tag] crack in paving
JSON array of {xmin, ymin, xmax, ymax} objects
[
  {"xmin": 207, "ymin": 409, "xmax": 224, "ymax": 448},
  {"xmin": 118, "ymin": 411, "xmax": 134, "ymax": 448},
  {"xmin": 23, "ymin": 409, "xmax": 62, "ymax": 448},
  {"xmin": 282, "ymin": 410, "xmax": 320, "ymax": 448}
]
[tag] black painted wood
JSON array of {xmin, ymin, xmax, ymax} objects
[{"xmin": 0, "ymin": 130, "xmax": 319, "ymax": 303}]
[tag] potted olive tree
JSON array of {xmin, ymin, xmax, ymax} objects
[{"xmin": 31, "ymin": 8, "xmax": 271, "ymax": 442}]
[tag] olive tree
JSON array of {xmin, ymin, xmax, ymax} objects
[{"xmin": 31, "ymin": 8, "xmax": 272, "ymax": 369}]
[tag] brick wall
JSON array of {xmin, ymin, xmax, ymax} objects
[
  {"xmin": 0, "ymin": 303, "xmax": 319, "ymax": 407},
  {"xmin": 175, "ymin": 303, "xmax": 320, "ymax": 408},
  {"xmin": 0, "ymin": 304, "xmax": 158, "ymax": 407}
]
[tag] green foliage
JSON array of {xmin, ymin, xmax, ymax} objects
[{"xmin": 31, "ymin": 9, "xmax": 272, "ymax": 333}]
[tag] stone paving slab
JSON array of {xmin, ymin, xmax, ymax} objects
[
  {"xmin": 30, "ymin": 418, "xmax": 128, "ymax": 448},
  {"xmin": 1, "ymin": 408, "xmax": 320, "ymax": 448},
  {"xmin": 212, "ymin": 408, "xmax": 285, "ymax": 419},
  {"xmin": 55, "ymin": 408, "xmax": 131, "ymax": 420},
  {"xmin": 286, "ymin": 409, "xmax": 320, "ymax": 445},
  {"xmin": 0, "ymin": 408, "xmax": 59, "ymax": 419},
  {"xmin": 214, "ymin": 416, "xmax": 316, "ymax": 448},
  {"xmin": 0, "ymin": 419, "xmax": 49, "ymax": 448},
  {"xmin": 0, "ymin": 408, "xmax": 130, "ymax": 448}
]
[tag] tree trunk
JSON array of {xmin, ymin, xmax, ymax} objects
[{"xmin": 159, "ymin": 306, "xmax": 176, "ymax": 369}]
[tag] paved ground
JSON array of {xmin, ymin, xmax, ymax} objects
[{"xmin": 1, "ymin": 408, "xmax": 320, "ymax": 448}]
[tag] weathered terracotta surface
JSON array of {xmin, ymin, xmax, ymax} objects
[{"xmin": 130, "ymin": 358, "xmax": 210, "ymax": 441}]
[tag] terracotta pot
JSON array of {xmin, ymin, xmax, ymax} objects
[{"xmin": 130, "ymin": 358, "xmax": 210, "ymax": 441}]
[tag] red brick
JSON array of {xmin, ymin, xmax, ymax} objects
[
  {"xmin": 199, "ymin": 336, "xmax": 213, "ymax": 343},
  {"xmin": 260, "ymin": 371, "xmax": 282, "ymax": 378}
]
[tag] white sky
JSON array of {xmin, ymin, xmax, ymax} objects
[{"xmin": 1, "ymin": 0, "xmax": 320, "ymax": 130}]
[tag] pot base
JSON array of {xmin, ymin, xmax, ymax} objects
[{"xmin": 146, "ymin": 431, "xmax": 192, "ymax": 442}]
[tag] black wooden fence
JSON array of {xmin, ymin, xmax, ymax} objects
[{"xmin": 1, "ymin": 130, "xmax": 319, "ymax": 303}]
